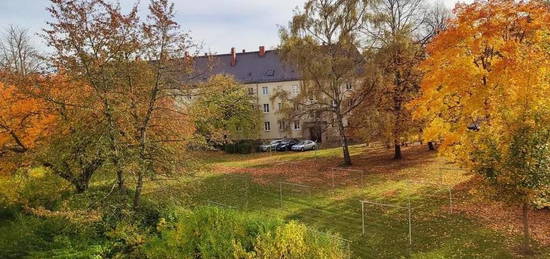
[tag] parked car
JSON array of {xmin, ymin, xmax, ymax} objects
[
  {"xmin": 291, "ymin": 140, "xmax": 318, "ymax": 151},
  {"xmin": 276, "ymin": 139, "xmax": 300, "ymax": 151},
  {"xmin": 259, "ymin": 139, "xmax": 283, "ymax": 152}
]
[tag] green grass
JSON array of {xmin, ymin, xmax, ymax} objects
[
  {"xmin": 4, "ymin": 144, "xmax": 547, "ymax": 258},
  {"xmin": 150, "ymin": 144, "xmax": 550, "ymax": 258}
]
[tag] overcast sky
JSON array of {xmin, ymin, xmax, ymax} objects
[{"xmin": 0, "ymin": 0, "xmax": 471, "ymax": 54}]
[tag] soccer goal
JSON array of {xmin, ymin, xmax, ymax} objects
[{"xmin": 327, "ymin": 167, "xmax": 366, "ymax": 191}]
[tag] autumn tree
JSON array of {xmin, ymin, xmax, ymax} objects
[
  {"xmin": 0, "ymin": 27, "xmax": 55, "ymax": 175},
  {"xmin": 278, "ymin": 0, "xmax": 375, "ymax": 166},
  {"xmin": 190, "ymin": 75, "xmax": 261, "ymax": 147},
  {"xmin": 412, "ymin": 0, "xmax": 550, "ymax": 253},
  {"xmin": 0, "ymin": 81, "xmax": 56, "ymax": 174},
  {"xmin": 43, "ymin": 0, "xmax": 196, "ymax": 206},
  {"xmin": 353, "ymin": 0, "xmax": 449, "ymax": 159}
]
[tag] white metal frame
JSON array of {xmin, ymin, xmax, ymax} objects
[{"xmin": 328, "ymin": 167, "xmax": 366, "ymax": 189}]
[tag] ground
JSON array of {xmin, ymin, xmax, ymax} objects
[{"xmin": 141, "ymin": 144, "xmax": 550, "ymax": 258}]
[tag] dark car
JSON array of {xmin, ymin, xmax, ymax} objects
[{"xmin": 276, "ymin": 139, "xmax": 300, "ymax": 151}]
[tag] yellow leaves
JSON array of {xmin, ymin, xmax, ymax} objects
[{"xmin": 412, "ymin": 0, "xmax": 550, "ymax": 164}]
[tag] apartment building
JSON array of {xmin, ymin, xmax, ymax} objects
[{"xmin": 190, "ymin": 46, "xmax": 346, "ymax": 143}]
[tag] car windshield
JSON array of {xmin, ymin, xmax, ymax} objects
[
  {"xmin": 270, "ymin": 140, "xmax": 280, "ymax": 144},
  {"xmin": 297, "ymin": 141, "xmax": 306, "ymax": 145}
]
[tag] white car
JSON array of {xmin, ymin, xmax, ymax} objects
[
  {"xmin": 291, "ymin": 140, "xmax": 318, "ymax": 151},
  {"xmin": 260, "ymin": 140, "xmax": 283, "ymax": 152}
]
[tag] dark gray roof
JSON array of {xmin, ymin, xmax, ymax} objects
[{"xmin": 190, "ymin": 50, "xmax": 301, "ymax": 84}]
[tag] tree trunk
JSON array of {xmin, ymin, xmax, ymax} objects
[
  {"xmin": 113, "ymin": 157, "xmax": 125, "ymax": 192},
  {"xmin": 428, "ymin": 141, "xmax": 435, "ymax": 151},
  {"xmin": 117, "ymin": 169, "xmax": 125, "ymax": 192},
  {"xmin": 74, "ymin": 181, "xmax": 88, "ymax": 193},
  {"xmin": 394, "ymin": 142, "xmax": 402, "ymax": 160},
  {"xmin": 133, "ymin": 172, "xmax": 144, "ymax": 209},
  {"xmin": 522, "ymin": 202, "xmax": 532, "ymax": 254},
  {"xmin": 336, "ymin": 114, "xmax": 352, "ymax": 166}
]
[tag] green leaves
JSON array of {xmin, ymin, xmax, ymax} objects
[{"xmin": 190, "ymin": 75, "xmax": 261, "ymax": 147}]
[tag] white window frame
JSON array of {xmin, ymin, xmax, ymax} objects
[
  {"xmin": 263, "ymin": 104, "xmax": 270, "ymax": 113},
  {"xmin": 291, "ymin": 85, "xmax": 299, "ymax": 95},
  {"xmin": 262, "ymin": 87, "xmax": 269, "ymax": 95},
  {"xmin": 264, "ymin": 121, "xmax": 271, "ymax": 131}
]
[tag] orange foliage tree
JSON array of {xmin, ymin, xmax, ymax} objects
[
  {"xmin": 411, "ymin": 0, "xmax": 550, "ymax": 252},
  {"xmin": 0, "ymin": 80, "xmax": 56, "ymax": 174},
  {"xmin": 43, "ymin": 0, "xmax": 196, "ymax": 205}
]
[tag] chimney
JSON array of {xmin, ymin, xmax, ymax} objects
[
  {"xmin": 231, "ymin": 47, "xmax": 237, "ymax": 66},
  {"xmin": 259, "ymin": 46, "xmax": 265, "ymax": 57}
]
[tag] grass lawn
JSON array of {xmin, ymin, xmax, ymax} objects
[{"xmin": 141, "ymin": 144, "xmax": 550, "ymax": 258}]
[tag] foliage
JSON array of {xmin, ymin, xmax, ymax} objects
[
  {"xmin": 412, "ymin": 0, "xmax": 550, "ymax": 205},
  {"xmin": 190, "ymin": 75, "xmax": 261, "ymax": 147},
  {"xmin": 278, "ymin": 0, "xmax": 375, "ymax": 165},
  {"xmin": 223, "ymin": 140, "xmax": 261, "ymax": 154},
  {"xmin": 0, "ymin": 81, "xmax": 56, "ymax": 174},
  {"xmin": 143, "ymin": 206, "xmax": 345, "ymax": 259},
  {"xmin": 0, "ymin": 212, "xmax": 107, "ymax": 259},
  {"xmin": 411, "ymin": 0, "xmax": 550, "ymax": 252},
  {"xmin": 351, "ymin": 0, "xmax": 448, "ymax": 159},
  {"xmin": 43, "ymin": 0, "xmax": 196, "ymax": 206},
  {"xmin": 352, "ymin": 34, "xmax": 424, "ymax": 157},
  {"xmin": 0, "ymin": 167, "xmax": 67, "ymax": 210}
]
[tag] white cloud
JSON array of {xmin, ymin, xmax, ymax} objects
[{"xmin": 0, "ymin": 0, "xmax": 471, "ymax": 54}]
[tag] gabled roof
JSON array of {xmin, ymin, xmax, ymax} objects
[{"xmin": 191, "ymin": 50, "xmax": 301, "ymax": 84}]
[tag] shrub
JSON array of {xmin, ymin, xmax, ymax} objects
[
  {"xmin": 143, "ymin": 207, "xmax": 345, "ymax": 258},
  {"xmin": 0, "ymin": 167, "xmax": 67, "ymax": 210},
  {"xmin": 0, "ymin": 212, "xmax": 107, "ymax": 259}
]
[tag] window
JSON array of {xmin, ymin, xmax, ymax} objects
[
  {"xmin": 262, "ymin": 87, "xmax": 269, "ymax": 95},
  {"xmin": 279, "ymin": 120, "xmax": 286, "ymax": 130},
  {"xmin": 264, "ymin": 121, "xmax": 271, "ymax": 131},
  {"xmin": 248, "ymin": 88, "xmax": 254, "ymax": 95},
  {"xmin": 278, "ymin": 103, "xmax": 282, "ymax": 111},
  {"xmin": 291, "ymin": 85, "xmax": 299, "ymax": 95},
  {"xmin": 293, "ymin": 120, "xmax": 301, "ymax": 130},
  {"xmin": 263, "ymin": 104, "xmax": 270, "ymax": 113},
  {"xmin": 345, "ymin": 82, "xmax": 353, "ymax": 90}
]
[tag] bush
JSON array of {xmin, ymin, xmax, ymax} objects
[
  {"xmin": 0, "ymin": 212, "xmax": 107, "ymax": 259},
  {"xmin": 0, "ymin": 168, "xmax": 67, "ymax": 210},
  {"xmin": 143, "ymin": 207, "xmax": 345, "ymax": 258},
  {"xmin": 224, "ymin": 140, "xmax": 261, "ymax": 154}
]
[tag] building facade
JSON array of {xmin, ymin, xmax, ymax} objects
[{"xmin": 191, "ymin": 46, "xmax": 347, "ymax": 143}]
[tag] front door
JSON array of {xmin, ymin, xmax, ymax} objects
[{"xmin": 309, "ymin": 126, "xmax": 322, "ymax": 143}]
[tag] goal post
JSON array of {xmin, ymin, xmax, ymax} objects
[{"xmin": 328, "ymin": 167, "xmax": 366, "ymax": 189}]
